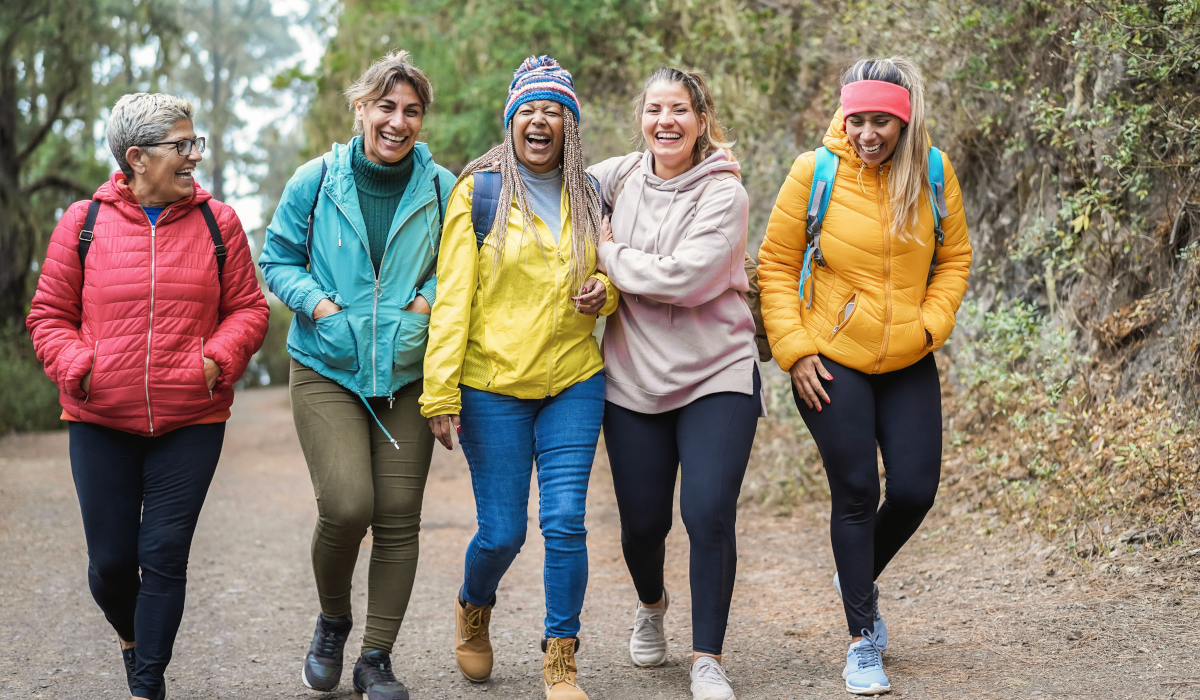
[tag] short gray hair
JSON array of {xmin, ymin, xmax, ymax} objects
[{"xmin": 107, "ymin": 93, "xmax": 195, "ymax": 177}]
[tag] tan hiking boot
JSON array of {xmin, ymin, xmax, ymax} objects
[
  {"xmin": 542, "ymin": 637, "xmax": 588, "ymax": 700},
  {"xmin": 454, "ymin": 596, "xmax": 493, "ymax": 682}
]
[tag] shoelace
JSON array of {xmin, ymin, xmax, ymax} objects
[
  {"xmin": 693, "ymin": 659, "xmax": 731, "ymax": 685},
  {"xmin": 364, "ymin": 655, "xmax": 399, "ymax": 686},
  {"xmin": 633, "ymin": 609, "xmax": 663, "ymax": 637},
  {"xmin": 463, "ymin": 605, "xmax": 487, "ymax": 639},
  {"xmin": 315, "ymin": 625, "xmax": 343, "ymax": 658},
  {"xmin": 544, "ymin": 641, "xmax": 572, "ymax": 685},
  {"xmin": 852, "ymin": 637, "xmax": 883, "ymax": 670}
]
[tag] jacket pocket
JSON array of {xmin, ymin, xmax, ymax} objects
[
  {"xmin": 827, "ymin": 292, "xmax": 860, "ymax": 341},
  {"xmin": 200, "ymin": 337, "xmax": 213, "ymax": 401},
  {"xmin": 314, "ymin": 311, "xmax": 360, "ymax": 371},
  {"xmin": 393, "ymin": 309, "xmax": 430, "ymax": 369}
]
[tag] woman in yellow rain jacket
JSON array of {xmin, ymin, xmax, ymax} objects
[
  {"xmin": 758, "ymin": 56, "xmax": 971, "ymax": 696},
  {"xmin": 420, "ymin": 56, "xmax": 616, "ymax": 700}
]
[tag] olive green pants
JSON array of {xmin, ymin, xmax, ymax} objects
[{"xmin": 290, "ymin": 359, "xmax": 434, "ymax": 653}]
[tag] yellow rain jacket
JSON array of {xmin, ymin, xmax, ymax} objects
[
  {"xmin": 758, "ymin": 112, "xmax": 972, "ymax": 374},
  {"xmin": 420, "ymin": 175, "xmax": 619, "ymax": 417}
]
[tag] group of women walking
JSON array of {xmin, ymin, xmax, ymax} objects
[{"xmin": 27, "ymin": 48, "xmax": 970, "ymax": 700}]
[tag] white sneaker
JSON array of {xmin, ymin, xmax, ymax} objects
[
  {"xmin": 690, "ymin": 656, "xmax": 735, "ymax": 700},
  {"xmin": 629, "ymin": 587, "xmax": 669, "ymax": 667}
]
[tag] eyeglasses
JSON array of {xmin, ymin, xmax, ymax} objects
[{"xmin": 138, "ymin": 137, "xmax": 206, "ymax": 156}]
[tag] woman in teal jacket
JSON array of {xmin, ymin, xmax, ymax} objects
[{"xmin": 260, "ymin": 51, "xmax": 453, "ymax": 700}]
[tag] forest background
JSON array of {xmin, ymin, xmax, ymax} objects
[{"xmin": 3, "ymin": 0, "xmax": 1199, "ymax": 564}]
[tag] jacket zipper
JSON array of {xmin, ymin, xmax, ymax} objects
[
  {"xmin": 85, "ymin": 341, "xmax": 98, "ymax": 402},
  {"xmin": 828, "ymin": 293, "xmax": 859, "ymax": 340},
  {"xmin": 144, "ymin": 206, "xmax": 171, "ymax": 434},
  {"xmin": 201, "ymin": 337, "xmax": 212, "ymax": 400},
  {"xmin": 330, "ymin": 189, "xmax": 437, "ymax": 397},
  {"xmin": 872, "ymin": 169, "xmax": 891, "ymax": 374}
]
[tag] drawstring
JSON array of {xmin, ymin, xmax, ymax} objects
[
  {"xmin": 650, "ymin": 189, "xmax": 678, "ymax": 256},
  {"xmin": 358, "ymin": 394, "xmax": 400, "ymax": 450},
  {"xmin": 857, "ymin": 163, "xmax": 868, "ymax": 195}
]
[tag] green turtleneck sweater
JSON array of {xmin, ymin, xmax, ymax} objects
[{"xmin": 352, "ymin": 137, "xmax": 415, "ymax": 275}]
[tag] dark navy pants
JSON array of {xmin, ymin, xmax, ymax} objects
[
  {"xmin": 69, "ymin": 421, "xmax": 224, "ymax": 698},
  {"xmin": 604, "ymin": 368, "xmax": 760, "ymax": 656},
  {"xmin": 793, "ymin": 353, "xmax": 942, "ymax": 637}
]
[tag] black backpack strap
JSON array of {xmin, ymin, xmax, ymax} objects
[
  {"xmin": 433, "ymin": 174, "xmax": 445, "ymax": 232},
  {"xmin": 198, "ymin": 201, "xmax": 226, "ymax": 277},
  {"xmin": 77, "ymin": 199, "xmax": 102, "ymax": 274},
  {"xmin": 306, "ymin": 160, "xmax": 328, "ymax": 257}
]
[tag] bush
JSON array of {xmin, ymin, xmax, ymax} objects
[
  {"xmin": 237, "ymin": 299, "xmax": 294, "ymax": 389},
  {"xmin": 0, "ymin": 322, "xmax": 64, "ymax": 433}
]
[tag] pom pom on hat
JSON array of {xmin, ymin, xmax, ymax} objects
[{"xmin": 504, "ymin": 55, "xmax": 581, "ymax": 126}]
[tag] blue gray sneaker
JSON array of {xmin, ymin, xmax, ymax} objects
[
  {"xmin": 302, "ymin": 613, "xmax": 353, "ymax": 691},
  {"xmin": 833, "ymin": 572, "xmax": 887, "ymax": 651},
  {"xmin": 352, "ymin": 649, "xmax": 409, "ymax": 700},
  {"xmin": 843, "ymin": 632, "xmax": 890, "ymax": 695}
]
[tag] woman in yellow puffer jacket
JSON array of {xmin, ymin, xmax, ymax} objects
[
  {"xmin": 758, "ymin": 56, "xmax": 971, "ymax": 696},
  {"xmin": 420, "ymin": 56, "xmax": 616, "ymax": 700}
]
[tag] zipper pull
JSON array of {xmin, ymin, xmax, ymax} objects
[
  {"xmin": 338, "ymin": 233, "xmax": 342, "ymax": 247},
  {"xmin": 388, "ymin": 394, "xmax": 395, "ymax": 410}
]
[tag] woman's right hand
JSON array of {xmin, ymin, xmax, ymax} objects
[
  {"xmin": 81, "ymin": 371, "xmax": 91, "ymax": 394},
  {"xmin": 312, "ymin": 298, "xmax": 341, "ymax": 320},
  {"xmin": 429, "ymin": 414, "xmax": 461, "ymax": 451},
  {"xmin": 789, "ymin": 354, "xmax": 832, "ymax": 411}
]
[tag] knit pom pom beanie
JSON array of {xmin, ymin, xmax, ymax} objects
[{"xmin": 504, "ymin": 55, "xmax": 581, "ymax": 126}]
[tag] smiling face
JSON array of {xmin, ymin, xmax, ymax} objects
[
  {"xmin": 125, "ymin": 119, "xmax": 202, "ymax": 207},
  {"xmin": 845, "ymin": 111, "xmax": 904, "ymax": 166},
  {"xmin": 356, "ymin": 80, "xmax": 424, "ymax": 165},
  {"xmin": 511, "ymin": 100, "xmax": 565, "ymax": 173},
  {"xmin": 641, "ymin": 80, "xmax": 706, "ymax": 181}
]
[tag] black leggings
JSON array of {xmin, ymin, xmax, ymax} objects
[
  {"xmin": 603, "ymin": 368, "xmax": 760, "ymax": 655},
  {"xmin": 793, "ymin": 353, "xmax": 941, "ymax": 637},
  {"xmin": 69, "ymin": 421, "xmax": 224, "ymax": 698}
]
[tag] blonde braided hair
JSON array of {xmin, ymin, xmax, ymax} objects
[{"xmin": 454, "ymin": 109, "xmax": 602, "ymax": 294}]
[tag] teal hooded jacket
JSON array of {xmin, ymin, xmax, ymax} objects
[{"xmin": 260, "ymin": 138, "xmax": 454, "ymax": 399}]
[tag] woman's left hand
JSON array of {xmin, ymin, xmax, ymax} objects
[
  {"xmin": 405, "ymin": 294, "xmax": 431, "ymax": 315},
  {"xmin": 572, "ymin": 277, "xmax": 607, "ymax": 315},
  {"xmin": 203, "ymin": 357, "xmax": 221, "ymax": 390}
]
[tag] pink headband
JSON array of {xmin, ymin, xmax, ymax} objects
[{"xmin": 840, "ymin": 80, "xmax": 911, "ymax": 124}]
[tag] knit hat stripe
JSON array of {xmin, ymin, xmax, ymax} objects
[{"xmin": 504, "ymin": 55, "xmax": 581, "ymax": 126}]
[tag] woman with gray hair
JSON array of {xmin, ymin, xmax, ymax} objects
[
  {"xmin": 27, "ymin": 92, "xmax": 270, "ymax": 700},
  {"xmin": 260, "ymin": 50, "xmax": 453, "ymax": 700}
]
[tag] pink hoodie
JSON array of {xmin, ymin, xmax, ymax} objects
[{"xmin": 589, "ymin": 150, "xmax": 759, "ymax": 414}]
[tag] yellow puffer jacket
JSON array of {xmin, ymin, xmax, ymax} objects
[
  {"xmin": 759, "ymin": 112, "xmax": 972, "ymax": 374},
  {"xmin": 420, "ymin": 174, "xmax": 619, "ymax": 417}
]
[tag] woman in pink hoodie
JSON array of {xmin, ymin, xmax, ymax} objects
[{"xmin": 587, "ymin": 68, "xmax": 761, "ymax": 700}]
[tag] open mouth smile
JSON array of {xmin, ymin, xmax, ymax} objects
[
  {"xmin": 175, "ymin": 168, "xmax": 194, "ymax": 181},
  {"xmin": 859, "ymin": 143, "xmax": 884, "ymax": 156},
  {"xmin": 655, "ymin": 131, "xmax": 682, "ymax": 144},
  {"xmin": 525, "ymin": 132, "xmax": 552, "ymax": 151},
  {"xmin": 380, "ymin": 132, "xmax": 408, "ymax": 148}
]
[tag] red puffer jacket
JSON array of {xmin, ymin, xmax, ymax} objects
[{"xmin": 27, "ymin": 173, "xmax": 270, "ymax": 436}]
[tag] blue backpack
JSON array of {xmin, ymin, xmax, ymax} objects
[
  {"xmin": 798, "ymin": 145, "xmax": 949, "ymax": 308},
  {"xmin": 470, "ymin": 171, "xmax": 605, "ymax": 248}
]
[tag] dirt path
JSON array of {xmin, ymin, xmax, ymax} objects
[{"xmin": 2, "ymin": 386, "xmax": 1199, "ymax": 699}]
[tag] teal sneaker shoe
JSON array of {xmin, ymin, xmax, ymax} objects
[
  {"xmin": 352, "ymin": 649, "xmax": 409, "ymax": 700},
  {"xmin": 833, "ymin": 572, "xmax": 887, "ymax": 651},
  {"xmin": 843, "ymin": 632, "xmax": 890, "ymax": 695},
  {"xmin": 302, "ymin": 613, "xmax": 352, "ymax": 691}
]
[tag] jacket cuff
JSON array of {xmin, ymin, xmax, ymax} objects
[
  {"xmin": 418, "ymin": 274, "xmax": 438, "ymax": 309},
  {"xmin": 419, "ymin": 394, "xmax": 462, "ymax": 419},
  {"xmin": 61, "ymin": 343, "xmax": 95, "ymax": 400},
  {"xmin": 773, "ymin": 329, "xmax": 819, "ymax": 372},
  {"xmin": 203, "ymin": 339, "xmax": 236, "ymax": 391},
  {"xmin": 592, "ymin": 274, "xmax": 619, "ymax": 316},
  {"xmin": 301, "ymin": 289, "xmax": 330, "ymax": 320},
  {"xmin": 596, "ymin": 240, "xmax": 616, "ymax": 274},
  {"xmin": 924, "ymin": 313, "xmax": 954, "ymax": 352}
]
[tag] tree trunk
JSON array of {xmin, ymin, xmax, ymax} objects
[
  {"xmin": 0, "ymin": 45, "xmax": 31, "ymax": 326},
  {"xmin": 210, "ymin": 0, "xmax": 224, "ymax": 201}
]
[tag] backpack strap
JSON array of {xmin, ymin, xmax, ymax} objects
[
  {"xmin": 198, "ymin": 201, "xmax": 226, "ymax": 277},
  {"xmin": 77, "ymin": 199, "xmax": 102, "ymax": 276},
  {"xmin": 470, "ymin": 171, "xmax": 504, "ymax": 250},
  {"xmin": 799, "ymin": 147, "xmax": 839, "ymax": 308},
  {"xmin": 432, "ymin": 174, "xmax": 444, "ymax": 231},
  {"xmin": 926, "ymin": 146, "xmax": 948, "ymax": 282},
  {"xmin": 305, "ymin": 160, "xmax": 329, "ymax": 258}
]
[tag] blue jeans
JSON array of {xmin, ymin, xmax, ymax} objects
[{"xmin": 458, "ymin": 371, "xmax": 605, "ymax": 638}]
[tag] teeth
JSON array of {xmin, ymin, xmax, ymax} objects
[
  {"xmin": 381, "ymin": 133, "xmax": 406, "ymax": 144},
  {"xmin": 657, "ymin": 133, "xmax": 681, "ymax": 140},
  {"xmin": 862, "ymin": 144, "xmax": 882, "ymax": 153}
]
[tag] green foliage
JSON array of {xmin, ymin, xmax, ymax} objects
[{"xmin": 0, "ymin": 323, "xmax": 63, "ymax": 433}]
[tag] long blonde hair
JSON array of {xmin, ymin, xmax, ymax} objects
[
  {"xmin": 842, "ymin": 56, "xmax": 928, "ymax": 240},
  {"xmin": 634, "ymin": 67, "xmax": 736, "ymax": 165}
]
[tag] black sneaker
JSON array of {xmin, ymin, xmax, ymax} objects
[
  {"xmin": 122, "ymin": 646, "xmax": 137, "ymax": 695},
  {"xmin": 352, "ymin": 649, "xmax": 409, "ymax": 700},
  {"xmin": 302, "ymin": 613, "xmax": 353, "ymax": 691}
]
